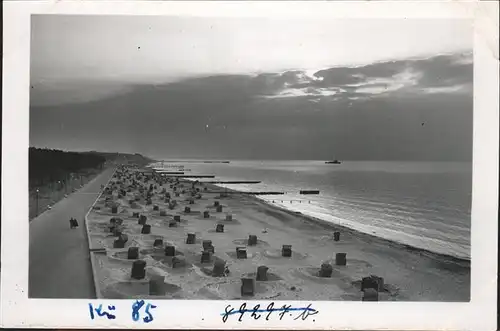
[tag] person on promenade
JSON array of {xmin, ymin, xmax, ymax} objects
[{"xmin": 69, "ymin": 217, "xmax": 79, "ymax": 229}]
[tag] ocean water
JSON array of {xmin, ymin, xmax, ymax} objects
[{"xmin": 154, "ymin": 160, "xmax": 472, "ymax": 260}]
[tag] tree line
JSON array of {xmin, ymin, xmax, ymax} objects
[
  {"xmin": 29, "ymin": 147, "xmax": 106, "ymax": 187},
  {"xmin": 29, "ymin": 147, "xmax": 155, "ymax": 188}
]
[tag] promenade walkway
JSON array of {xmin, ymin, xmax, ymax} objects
[{"xmin": 29, "ymin": 167, "xmax": 115, "ymax": 298}]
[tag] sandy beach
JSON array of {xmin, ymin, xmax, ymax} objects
[{"xmin": 85, "ymin": 166, "xmax": 470, "ymax": 301}]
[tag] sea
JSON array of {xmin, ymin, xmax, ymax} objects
[{"xmin": 153, "ymin": 160, "xmax": 472, "ymax": 260}]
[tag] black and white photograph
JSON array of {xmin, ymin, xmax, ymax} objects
[
  {"xmin": 28, "ymin": 13, "xmax": 475, "ymax": 301},
  {"xmin": 1, "ymin": 1, "xmax": 498, "ymax": 329}
]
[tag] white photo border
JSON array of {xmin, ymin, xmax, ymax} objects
[{"xmin": 1, "ymin": 1, "xmax": 498, "ymax": 329}]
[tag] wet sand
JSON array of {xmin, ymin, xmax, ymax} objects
[{"xmin": 87, "ymin": 167, "xmax": 470, "ymax": 301}]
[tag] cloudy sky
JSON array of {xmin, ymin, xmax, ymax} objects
[{"xmin": 30, "ymin": 15, "xmax": 473, "ymax": 161}]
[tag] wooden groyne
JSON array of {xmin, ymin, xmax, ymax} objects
[
  {"xmin": 153, "ymin": 168, "xmax": 191, "ymax": 172},
  {"xmin": 160, "ymin": 160, "xmax": 230, "ymax": 164},
  {"xmin": 206, "ymin": 190, "xmax": 320, "ymax": 196},
  {"xmin": 299, "ymin": 190, "xmax": 320, "ymax": 195},
  {"xmin": 204, "ymin": 181, "xmax": 261, "ymax": 184},
  {"xmin": 157, "ymin": 172, "xmax": 185, "ymax": 175},
  {"xmin": 245, "ymin": 191, "xmax": 285, "ymax": 195},
  {"xmin": 206, "ymin": 191, "xmax": 285, "ymax": 195},
  {"xmin": 152, "ymin": 165, "xmax": 184, "ymax": 168},
  {"xmin": 169, "ymin": 175, "xmax": 216, "ymax": 178}
]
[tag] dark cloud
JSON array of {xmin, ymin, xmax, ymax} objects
[
  {"xmin": 271, "ymin": 52, "xmax": 472, "ymax": 94},
  {"xmin": 30, "ymin": 52, "xmax": 473, "ymax": 161},
  {"xmin": 411, "ymin": 53, "xmax": 473, "ymax": 88}
]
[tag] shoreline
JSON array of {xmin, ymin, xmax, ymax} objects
[
  {"xmin": 151, "ymin": 160, "xmax": 470, "ymax": 262},
  {"xmin": 199, "ymin": 182, "xmax": 470, "ymax": 267}
]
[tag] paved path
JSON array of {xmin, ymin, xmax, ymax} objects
[{"xmin": 29, "ymin": 168, "xmax": 115, "ymax": 298}]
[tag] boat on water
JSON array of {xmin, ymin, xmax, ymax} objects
[{"xmin": 325, "ymin": 160, "xmax": 342, "ymax": 164}]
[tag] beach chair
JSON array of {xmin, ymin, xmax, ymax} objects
[
  {"xmin": 202, "ymin": 240, "xmax": 213, "ymax": 250},
  {"xmin": 212, "ymin": 259, "xmax": 226, "ymax": 277},
  {"xmin": 361, "ymin": 275, "xmax": 384, "ymax": 292},
  {"xmin": 149, "ymin": 275, "xmax": 166, "ymax": 296},
  {"xmin": 335, "ymin": 253, "xmax": 347, "ymax": 266},
  {"xmin": 236, "ymin": 247, "xmax": 247, "ymax": 259},
  {"xmin": 256, "ymin": 266, "xmax": 269, "ymax": 281},
  {"xmin": 110, "ymin": 217, "xmax": 123, "ymax": 226},
  {"xmin": 127, "ymin": 247, "xmax": 139, "ymax": 260},
  {"xmin": 215, "ymin": 224, "xmax": 224, "ymax": 233},
  {"xmin": 362, "ymin": 288, "xmax": 378, "ymax": 301},
  {"xmin": 186, "ymin": 233, "xmax": 196, "ymax": 244},
  {"xmin": 138, "ymin": 215, "xmax": 147, "ymax": 225},
  {"xmin": 319, "ymin": 263, "xmax": 333, "ymax": 277},
  {"xmin": 131, "ymin": 260, "xmax": 147, "ymax": 280},
  {"xmin": 164, "ymin": 245, "xmax": 176, "ymax": 257},
  {"xmin": 248, "ymin": 235, "xmax": 258, "ymax": 246},
  {"xmin": 333, "ymin": 231, "xmax": 341, "ymax": 241},
  {"xmin": 141, "ymin": 224, "xmax": 151, "ymax": 234},
  {"xmin": 241, "ymin": 278, "xmax": 255, "ymax": 296},
  {"xmin": 282, "ymin": 245, "xmax": 292, "ymax": 257},
  {"xmin": 113, "ymin": 238, "xmax": 125, "ymax": 248},
  {"xmin": 201, "ymin": 251, "xmax": 212, "ymax": 263}
]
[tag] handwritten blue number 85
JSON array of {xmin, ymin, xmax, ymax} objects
[{"xmin": 132, "ymin": 300, "xmax": 157, "ymax": 323}]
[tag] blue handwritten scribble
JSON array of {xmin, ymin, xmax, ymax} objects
[
  {"xmin": 88, "ymin": 303, "xmax": 116, "ymax": 320},
  {"xmin": 132, "ymin": 299, "xmax": 157, "ymax": 323},
  {"xmin": 221, "ymin": 304, "xmax": 316, "ymax": 316},
  {"xmin": 221, "ymin": 302, "xmax": 318, "ymax": 323}
]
